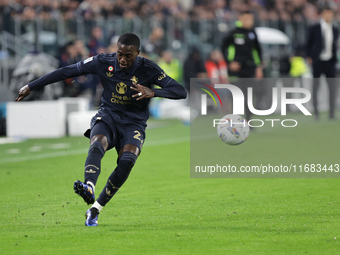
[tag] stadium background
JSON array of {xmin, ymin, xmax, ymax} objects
[
  {"xmin": 1, "ymin": 1, "xmax": 340, "ymax": 254},
  {"xmin": 1, "ymin": 0, "xmax": 340, "ymax": 87},
  {"xmin": 1, "ymin": 0, "xmax": 340, "ymax": 132}
]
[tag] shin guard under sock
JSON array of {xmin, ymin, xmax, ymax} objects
[
  {"xmin": 97, "ymin": 151, "xmax": 137, "ymax": 206},
  {"xmin": 84, "ymin": 141, "xmax": 105, "ymax": 187}
]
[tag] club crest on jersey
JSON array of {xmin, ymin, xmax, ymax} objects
[
  {"xmin": 158, "ymin": 72, "xmax": 167, "ymax": 81},
  {"xmin": 116, "ymin": 82, "xmax": 127, "ymax": 94},
  {"xmin": 130, "ymin": 75, "xmax": 138, "ymax": 84},
  {"xmin": 248, "ymin": 32, "xmax": 255, "ymax": 39},
  {"xmin": 106, "ymin": 66, "xmax": 114, "ymax": 77}
]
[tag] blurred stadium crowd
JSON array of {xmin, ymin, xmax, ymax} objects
[
  {"xmin": 2, "ymin": 0, "xmax": 340, "ymax": 24},
  {"xmin": 0, "ymin": 0, "xmax": 339, "ymax": 103}
]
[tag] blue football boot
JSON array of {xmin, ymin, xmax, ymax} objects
[
  {"xmin": 74, "ymin": 180, "xmax": 95, "ymax": 205},
  {"xmin": 85, "ymin": 207, "xmax": 99, "ymax": 226}
]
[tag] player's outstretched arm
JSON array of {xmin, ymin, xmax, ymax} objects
[
  {"xmin": 131, "ymin": 79, "xmax": 187, "ymax": 101},
  {"xmin": 152, "ymin": 79, "xmax": 187, "ymax": 100},
  {"xmin": 130, "ymin": 62, "xmax": 187, "ymax": 100},
  {"xmin": 150, "ymin": 68, "xmax": 187, "ymax": 100},
  {"xmin": 14, "ymin": 65, "xmax": 79, "ymax": 102},
  {"xmin": 15, "ymin": 84, "xmax": 31, "ymax": 102},
  {"xmin": 14, "ymin": 57, "xmax": 98, "ymax": 101}
]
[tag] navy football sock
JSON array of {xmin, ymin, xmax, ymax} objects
[
  {"xmin": 97, "ymin": 151, "xmax": 137, "ymax": 206},
  {"xmin": 84, "ymin": 141, "xmax": 105, "ymax": 188}
]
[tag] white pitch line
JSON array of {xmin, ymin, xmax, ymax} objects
[
  {"xmin": 0, "ymin": 136, "xmax": 189, "ymax": 164},
  {"xmin": 0, "ymin": 137, "xmax": 25, "ymax": 144},
  {"xmin": 144, "ymin": 136, "xmax": 189, "ymax": 146},
  {"xmin": 0, "ymin": 148, "xmax": 88, "ymax": 163},
  {"xmin": 48, "ymin": 143, "xmax": 71, "ymax": 149},
  {"xmin": 28, "ymin": 146, "xmax": 42, "ymax": 152},
  {"xmin": 6, "ymin": 148, "xmax": 21, "ymax": 154}
]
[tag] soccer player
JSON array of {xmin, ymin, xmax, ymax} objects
[
  {"xmin": 15, "ymin": 33, "xmax": 187, "ymax": 226},
  {"xmin": 221, "ymin": 11, "xmax": 263, "ymax": 121},
  {"xmin": 306, "ymin": 6, "xmax": 338, "ymax": 120}
]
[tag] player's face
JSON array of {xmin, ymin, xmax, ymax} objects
[
  {"xmin": 322, "ymin": 10, "xmax": 334, "ymax": 23},
  {"xmin": 240, "ymin": 14, "xmax": 254, "ymax": 30},
  {"xmin": 117, "ymin": 43, "xmax": 140, "ymax": 69}
]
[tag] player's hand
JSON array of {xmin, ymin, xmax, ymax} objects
[
  {"xmin": 307, "ymin": 57, "xmax": 313, "ymax": 66},
  {"xmin": 130, "ymin": 82, "xmax": 155, "ymax": 101},
  {"xmin": 15, "ymin": 84, "xmax": 31, "ymax": 102},
  {"xmin": 229, "ymin": 61, "xmax": 241, "ymax": 72},
  {"xmin": 255, "ymin": 66, "xmax": 263, "ymax": 79}
]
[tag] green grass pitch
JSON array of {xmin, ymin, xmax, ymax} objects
[{"xmin": 1, "ymin": 116, "xmax": 339, "ymax": 254}]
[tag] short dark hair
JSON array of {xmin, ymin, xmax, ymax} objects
[
  {"xmin": 117, "ymin": 33, "xmax": 140, "ymax": 49},
  {"xmin": 240, "ymin": 10, "xmax": 252, "ymax": 16},
  {"xmin": 319, "ymin": 4, "xmax": 333, "ymax": 14}
]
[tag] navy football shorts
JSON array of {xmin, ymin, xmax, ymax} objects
[{"xmin": 84, "ymin": 109, "xmax": 146, "ymax": 152}]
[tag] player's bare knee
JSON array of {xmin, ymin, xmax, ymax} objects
[
  {"xmin": 120, "ymin": 144, "xmax": 140, "ymax": 157},
  {"xmin": 90, "ymin": 134, "xmax": 109, "ymax": 151}
]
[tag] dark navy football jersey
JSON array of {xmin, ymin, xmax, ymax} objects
[{"xmin": 28, "ymin": 53, "xmax": 187, "ymax": 125}]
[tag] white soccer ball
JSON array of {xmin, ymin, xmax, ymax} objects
[{"xmin": 216, "ymin": 114, "xmax": 250, "ymax": 145}]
